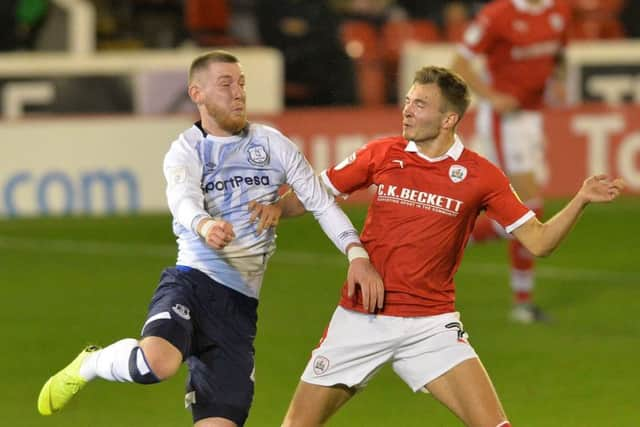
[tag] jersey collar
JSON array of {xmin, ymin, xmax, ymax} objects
[
  {"xmin": 193, "ymin": 121, "xmax": 249, "ymax": 143},
  {"xmin": 512, "ymin": 0, "xmax": 553, "ymax": 14},
  {"xmin": 405, "ymin": 135, "xmax": 464, "ymax": 162}
]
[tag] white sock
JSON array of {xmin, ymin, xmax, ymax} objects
[
  {"xmin": 510, "ymin": 268, "xmax": 534, "ymax": 294},
  {"xmin": 79, "ymin": 338, "xmax": 138, "ymax": 382}
]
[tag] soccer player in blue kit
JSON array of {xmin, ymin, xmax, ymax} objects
[{"xmin": 37, "ymin": 50, "xmax": 383, "ymax": 427}]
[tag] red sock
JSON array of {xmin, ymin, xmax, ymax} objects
[{"xmin": 496, "ymin": 422, "xmax": 511, "ymax": 427}]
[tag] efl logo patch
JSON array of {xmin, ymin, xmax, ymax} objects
[
  {"xmin": 166, "ymin": 166, "xmax": 187, "ymax": 185},
  {"xmin": 313, "ymin": 356, "xmax": 330, "ymax": 375},
  {"xmin": 449, "ymin": 165, "xmax": 467, "ymax": 183}
]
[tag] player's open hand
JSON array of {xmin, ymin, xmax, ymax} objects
[
  {"xmin": 347, "ymin": 258, "xmax": 384, "ymax": 313},
  {"xmin": 248, "ymin": 200, "xmax": 282, "ymax": 234},
  {"xmin": 200, "ymin": 219, "xmax": 235, "ymax": 249},
  {"xmin": 579, "ymin": 174, "xmax": 625, "ymax": 204}
]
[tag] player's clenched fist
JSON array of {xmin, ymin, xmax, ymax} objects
[{"xmin": 197, "ymin": 218, "xmax": 236, "ymax": 249}]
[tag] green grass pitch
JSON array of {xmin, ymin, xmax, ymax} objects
[{"xmin": 1, "ymin": 198, "xmax": 638, "ymax": 426}]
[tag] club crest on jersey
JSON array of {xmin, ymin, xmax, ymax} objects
[
  {"xmin": 449, "ymin": 165, "xmax": 467, "ymax": 183},
  {"xmin": 172, "ymin": 304, "xmax": 191, "ymax": 320},
  {"xmin": 313, "ymin": 356, "xmax": 330, "ymax": 375},
  {"xmin": 247, "ymin": 141, "xmax": 270, "ymax": 166}
]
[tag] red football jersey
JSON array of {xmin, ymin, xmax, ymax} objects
[
  {"xmin": 323, "ymin": 136, "xmax": 534, "ymax": 317},
  {"xmin": 459, "ymin": 0, "xmax": 571, "ymax": 109}
]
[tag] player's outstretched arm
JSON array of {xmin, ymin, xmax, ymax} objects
[
  {"xmin": 512, "ymin": 175, "xmax": 625, "ymax": 257},
  {"xmin": 253, "ymin": 192, "xmax": 384, "ymax": 311},
  {"xmin": 276, "ymin": 188, "xmax": 308, "ymax": 218}
]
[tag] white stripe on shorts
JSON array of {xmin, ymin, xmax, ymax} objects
[{"xmin": 140, "ymin": 311, "xmax": 171, "ymax": 335}]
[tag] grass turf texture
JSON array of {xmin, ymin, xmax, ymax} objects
[{"xmin": 1, "ymin": 197, "xmax": 637, "ymax": 426}]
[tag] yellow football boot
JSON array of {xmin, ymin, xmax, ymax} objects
[{"xmin": 37, "ymin": 345, "xmax": 101, "ymax": 415}]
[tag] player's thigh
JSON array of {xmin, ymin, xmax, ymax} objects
[
  {"xmin": 139, "ymin": 267, "xmax": 199, "ymax": 379},
  {"xmin": 282, "ymin": 381, "xmax": 355, "ymax": 427},
  {"xmin": 391, "ymin": 312, "xmax": 478, "ymax": 392},
  {"xmin": 425, "ymin": 358, "xmax": 507, "ymax": 427},
  {"xmin": 300, "ymin": 307, "xmax": 395, "ymax": 389},
  {"xmin": 187, "ymin": 278, "xmax": 258, "ymax": 427}
]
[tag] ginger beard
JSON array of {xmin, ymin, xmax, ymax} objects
[{"xmin": 204, "ymin": 99, "xmax": 247, "ymax": 135}]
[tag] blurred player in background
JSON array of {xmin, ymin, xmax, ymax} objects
[
  {"xmin": 37, "ymin": 50, "xmax": 383, "ymax": 427},
  {"xmin": 273, "ymin": 66, "xmax": 623, "ymax": 427},
  {"xmin": 451, "ymin": 0, "xmax": 571, "ymax": 323}
]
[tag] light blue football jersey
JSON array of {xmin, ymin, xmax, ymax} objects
[{"xmin": 163, "ymin": 122, "xmax": 357, "ymax": 299}]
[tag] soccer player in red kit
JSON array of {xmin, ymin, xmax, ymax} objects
[
  {"xmin": 268, "ymin": 66, "xmax": 623, "ymax": 427},
  {"xmin": 451, "ymin": 0, "xmax": 571, "ymax": 323}
]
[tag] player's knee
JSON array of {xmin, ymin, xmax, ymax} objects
[
  {"xmin": 128, "ymin": 346, "xmax": 177, "ymax": 384},
  {"xmin": 137, "ymin": 336, "xmax": 183, "ymax": 380}
]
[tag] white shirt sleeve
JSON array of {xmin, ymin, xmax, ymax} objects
[
  {"xmin": 163, "ymin": 137, "xmax": 210, "ymax": 233},
  {"xmin": 278, "ymin": 138, "xmax": 361, "ymax": 254}
]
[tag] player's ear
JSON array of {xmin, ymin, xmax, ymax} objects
[
  {"xmin": 442, "ymin": 112, "xmax": 459, "ymax": 130},
  {"xmin": 188, "ymin": 83, "xmax": 202, "ymax": 105}
]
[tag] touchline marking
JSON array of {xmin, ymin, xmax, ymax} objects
[{"xmin": 0, "ymin": 236, "xmax": 638, "ymax": 284}]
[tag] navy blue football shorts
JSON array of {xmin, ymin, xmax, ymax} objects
[{"xmin": 141, "ymin": 266, "xmax": 258, "ymax": 426}]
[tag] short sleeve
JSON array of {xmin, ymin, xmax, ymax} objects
[
  {"xmin": 481, "ymin": 165, "xmax": 534, "ymax": 233},
  {"xmin": 322, "ymin": 142, "xmax": 378, "ymax": 196}
]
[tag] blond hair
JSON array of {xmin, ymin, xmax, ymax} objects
[{"xmin": 188, "ymin": 50, "xmax": 239, "ymax": 84}]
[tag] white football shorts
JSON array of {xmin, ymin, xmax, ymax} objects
[
  {"xmin": 474, "ymin": 102, "xmax": 548, "ymax": 184},
  {"xmin": 300, "ymin": 306, "xmax": 478, "ymax": 392}
]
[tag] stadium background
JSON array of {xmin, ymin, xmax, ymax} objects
[{"xmin": 0, "ymin": 1, "xmax": 638, "ymax": 426}]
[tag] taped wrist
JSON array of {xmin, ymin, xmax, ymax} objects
[
  {"xmin": 198, "ymin": 219, "xmax": 217, "ymax": 238},
  {"xmin": 347, "ymin": 245, "xmax": 369, "ymax": 263}
]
